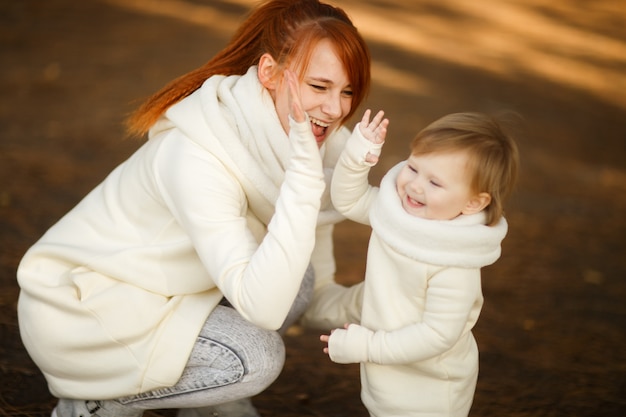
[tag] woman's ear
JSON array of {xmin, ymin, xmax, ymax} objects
[
  {"xmin": 462, "ymin": 192, "xmax": 492, "ymax": 215},
  {"xmin": 258, "ymin": 53, "xmax": 278, "ymax": 90}
]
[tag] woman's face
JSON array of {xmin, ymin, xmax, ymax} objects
[{"xmin": 269, "ymin": 39, "xmax": 353, "ymax": 147}]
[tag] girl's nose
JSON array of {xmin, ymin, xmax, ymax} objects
[{"xmin": 409, "ymin": 178, "xmax": 423, "ymax": 194}]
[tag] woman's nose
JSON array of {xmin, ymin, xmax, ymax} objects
[{"xmin": 321, "ymin": 93, "xmax": 342, "ymax": 119}]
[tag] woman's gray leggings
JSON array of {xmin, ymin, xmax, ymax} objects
[{"xmin": 62, "ymin": 265, "xmax": 315, "ymax": 414}]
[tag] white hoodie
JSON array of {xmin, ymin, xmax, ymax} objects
[
  {"xmin": 17, "ymin": 67, "xmax": 356, "ymax": 399},
  {"xmin": 328, "ymin": 130, "xmax": 508, "ymax": 417}
]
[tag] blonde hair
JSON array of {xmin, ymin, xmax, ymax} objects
[
  {"xmin": 410, "ymin": 112, "xmax": 520, "ymax": 225},
  {"xmin": 126, "ymin": 0, "xmax": 370, "ymax": 137}
]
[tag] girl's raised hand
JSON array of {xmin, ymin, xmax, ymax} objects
[
  {"xmin": 284, "ymin": 69, "xmax": 306, "ymax": 123},
  {"xmin": 359, "ymin": 109, "xmax": 388, "ymax": 144},
  {"xmin": 359, "ymin": 109, "xmax": 389, "ymax": 164}
]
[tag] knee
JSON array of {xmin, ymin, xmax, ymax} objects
[
  {"xmin": 248, "ymin": 328, "xmax": 285, "ymax": 389},
  {"xmin": 201, "ymin": 306, "xmax": 286, "ymax": 391}
]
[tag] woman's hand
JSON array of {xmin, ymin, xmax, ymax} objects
[
  {"xmin": 284, "ymin": 69, "xmax": 307, "ymax": 123},
  {"xmin": 359, "ymin": 109, "xmax": 389, "ymax": 164}
]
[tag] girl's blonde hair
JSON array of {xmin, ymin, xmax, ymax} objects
[
  {"xmin": 410, "ymin": 112, "xmax": 520, "ymax": 225},
  {"xmin": 126, "ymin": 0, "xmax": 371, "ymax": 137}
]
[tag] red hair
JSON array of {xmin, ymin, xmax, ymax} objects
[{"xmin": 126, "ymin": 0, "xmax": 370, "ymax": 137}]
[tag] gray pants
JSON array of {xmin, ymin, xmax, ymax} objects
[{"xmin": 54, "ymin": 265, "xmax": 314, "ymax": 417}]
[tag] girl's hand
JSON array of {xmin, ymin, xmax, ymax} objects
[
  {"xmin": 285, "ymin": 69, "xmax": 307, "ymax": 123},
  {"xmin": 320, "ymin": 333, "xmax": 331, "ymax": 355},
  {"xmin": 359, "ymin": 109, "xmax": 389, "ymax": 164},
  {"xmin": 320, "ymin": 323, "xmax": 350, "ymax": 355},
  {"xmin": 359, "ymin": 109, "xmax": 388, "ymax": 144}
]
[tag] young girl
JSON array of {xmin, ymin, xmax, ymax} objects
[
  {"xmin": 16, "ymin": 1, "xmax": 371, "ymax": 416},
  {"xmin": 321, "ymin": 111, "xmax": 520, "ymax": 417}
]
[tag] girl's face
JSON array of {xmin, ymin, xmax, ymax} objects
[
  {"xmin": 263, "ymin": 39, "xmax": 353, "ymax": 147},
  {"xmin": 396, "ymin": 151, "xmax": 485, "ymax": 220}
]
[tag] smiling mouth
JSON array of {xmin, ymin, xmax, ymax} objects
[
  {"xmin": 406, "ymin": 195, "xmax": 424, "ymax": 208},
  {"xmin": 310, "ymin": 116, "xmax": 329, "ymax": 143}
]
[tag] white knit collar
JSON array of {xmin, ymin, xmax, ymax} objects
[
  {"xmin": 196, "ymin": 67, "xmax": 343, "ymax": 225},
  {"xmin": 370, "ymin": 162, "xmax": 508, "ymax": 268}
]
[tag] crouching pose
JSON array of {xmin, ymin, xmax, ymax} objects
[{"xmin": 16, "ymin": 1, "xmax": 372, "ymax": 416}]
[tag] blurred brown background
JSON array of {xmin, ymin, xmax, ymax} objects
[{"xmin": 1, "ymin": 1, "xmax": 625, "ymax": 416}]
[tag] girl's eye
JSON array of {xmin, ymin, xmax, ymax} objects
[
  {"xmin": 408, "ymin": 165, "xmax": 418, "ymax": 173},
  {"xmin": 430, "ymin": 180, "xmax": 441, "ymax": 188},
  {"xmin": 342, "ymin": 90, "xmax": 354, "ymax": 97},
  {"xmin": 310, "ymin": 84, "xmax": 326, "ymax": 91}
]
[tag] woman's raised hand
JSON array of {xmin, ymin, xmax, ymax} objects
[{"xmin": 284, "ymin": 69, "xmax": 307, "ymax": 123}]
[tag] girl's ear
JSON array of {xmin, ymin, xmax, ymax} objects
[
  {"xmin": 462, "ymin": 192, "xmax": 492, "ymax": 215},
  {"xmin": 258, "ymin": 53, "xmax": 279, "ymax": 90}
]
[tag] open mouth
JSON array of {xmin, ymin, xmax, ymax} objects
[
  {"xmin": 310, "ymin": 116, "xmax": 329, "ymax": 144},
  {"xmin": 406, "ymin": 195, "xmax": 424, "ymax": 208}
]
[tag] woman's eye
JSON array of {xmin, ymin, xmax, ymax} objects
[
  {"xmin": 342, "ymin": 90, "xmax": 354, "ymax": 97},
  {"xmin": 310, "ymin": 84, "xmax": 326, "ymax": 91}
]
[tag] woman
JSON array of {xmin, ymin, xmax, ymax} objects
[{"xmin": 16, "ymin": 1, "xmax": 370, "ymax": 416}]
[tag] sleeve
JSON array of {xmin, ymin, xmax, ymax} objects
[
  {"xmin": 155, "ymin": 117, "xmax": 325, "ymax": 330},
  {"xmin": 327, "ymin": 267, "xmax": 482, "ymax": 364},
  {"xmin": 299, "ymin": 126, "xmax": 383, "ymax": 330},
  {"xmin": 330, "ymin": 124, "xmax": 384, "ymax": 225},
  {"xmin": 299, "ymin": 223, "xmax": 364, "ymax": 330}
]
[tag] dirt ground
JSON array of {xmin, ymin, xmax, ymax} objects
[{"xmin": 1, "ymin": 1, "xmax": 625, "ymax": 416}]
